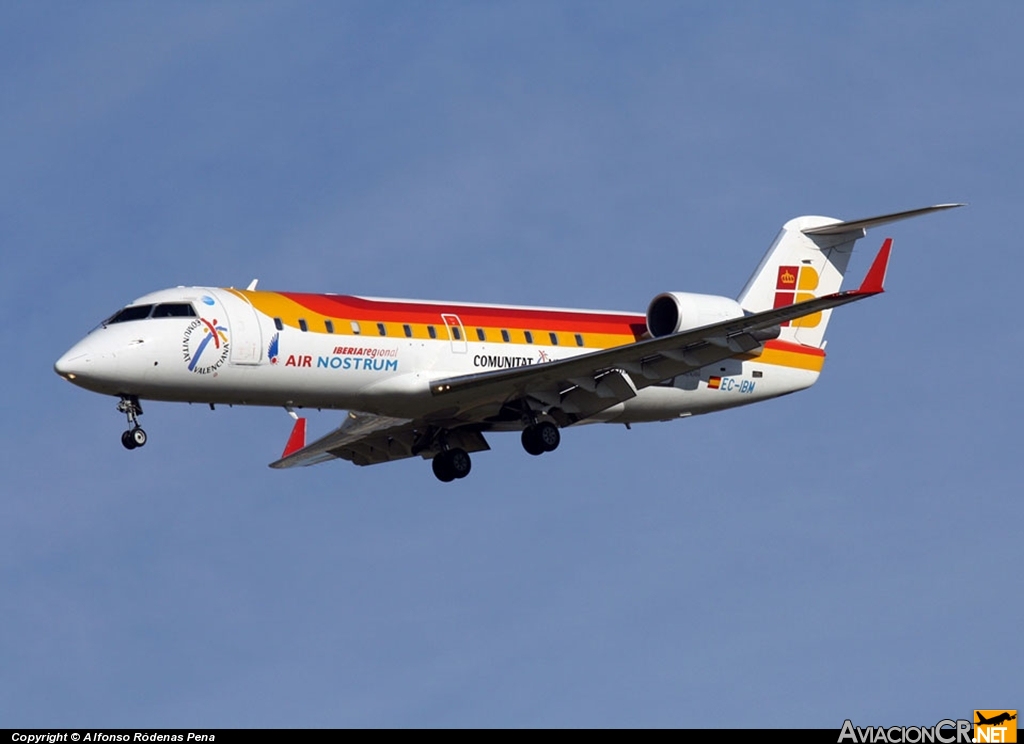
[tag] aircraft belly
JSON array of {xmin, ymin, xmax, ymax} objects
[{"xmin": 600, "ymin": 364, "xmax": 819, "ymax": 424}]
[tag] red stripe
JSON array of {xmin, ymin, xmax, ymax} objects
[{"xmin": 277, "ymin": 292, "xmax": 647, "ymax": 336}]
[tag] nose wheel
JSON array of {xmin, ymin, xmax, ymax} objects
[
  {"xmin": 121, "ymin": 427, "xmax": 147, "ymax": 450},
  {"xmin": 117, "ymin": 395, "xmax": 147, "ymax": 450}
]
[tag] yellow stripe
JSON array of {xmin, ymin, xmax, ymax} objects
[
  {"xmin": 227, "ymin": 289, "xmax": 636, "ymax": 349},
  {"xmin": 229, "ymin": 289, "xmax": 828, "ymax": 370},
  {"xmin": 746, "ymin": 347, "xmax": 825, "ymax": 372}
]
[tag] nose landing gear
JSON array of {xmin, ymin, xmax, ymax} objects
[{"xmin": 117, "ymin": 395, "xmax": 147, "ymax": 450}]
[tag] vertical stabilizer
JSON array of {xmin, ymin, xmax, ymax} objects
[
  {"xmin": 736, "ymin": 216, "xmax": 860, "ymax": 348},
  {"xmin": 737, "ymin": 204, "xmax": 963, "ymax": 348}
]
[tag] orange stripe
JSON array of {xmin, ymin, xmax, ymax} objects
[
  {"xmin": 230, "ymin": 289, "xmax": 644, "ymax": 347},
  {"xmin": 230, "ymin": 288, "xmax": 828, "ymax": 371},
  {"xmin": 745, "ymin": 340, "xmax": 826, "ymax": 372}
]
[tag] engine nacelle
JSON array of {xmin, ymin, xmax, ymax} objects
[{"xmin": 646, "ymin": 292, "xmax": 745, "ymax": 337}]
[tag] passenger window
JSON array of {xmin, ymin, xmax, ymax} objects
[
  {"xmin": 274, "ymin": 318, "xmax": 284, "ymax": 331},
  {"xmin": 377, "ymin": 322, "xmax": 387, "ymax": 336},
  {"xmin": 351, "ymin": 321, "xmax": 361, "ymax": 335},
  {"xmin": 476, "ymin": 328, "xmax": 486, "ymax": 341},
  {"xmin": 428, "ymin": 325, "xmax": 437, "ymax": 339},
  {"xmin": 549, "ymin": 332, "xmax": 558, "ymax": 346},
  {"xmin": 151, "ymin": 303, "xmax": 196, "ymax": 318},
  {"xmin": 325, "ymin": 320, "xmax": 334, "ymax": 333},
  {"xmin": 575, "ymin": 333, "xmax": 584, "ymax": 347},
  {"xmin": 107, "ymin": 305, "xmax": 154, "ymax": 323},
  {"xmin": 298, "ymin": 319, "xmax": 308, "ymax": 332},
  {"xmin": 451, "ymin": 326, "xmax": 462, "ymax": 341},
  {"xmin": 524, "ymin": 331, "xmax": 534, "ymax": 344},
  {"xmin": 501, "ymin": 329, "xmax": 510, "ymax": 343},
  {"xmin": 403, "ymin": 324, "xmax": 412, "ymax": 338}
]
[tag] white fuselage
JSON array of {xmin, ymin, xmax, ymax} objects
[{"xmin": 55, "ymin": 286, "xmax": 820, "ymax": 428}]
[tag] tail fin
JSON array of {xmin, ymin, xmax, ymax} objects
[{"xmin": 736, "ymin": 204, "xmax": 963, "ymax": 348}]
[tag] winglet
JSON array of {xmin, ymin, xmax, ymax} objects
[
  {"xmin": 856, "ymin": 238, "xmax": 893, "ymax": 294},
  {"xmin": 282, "ymin": 418, "xmax": 307, "ymax": 458}
]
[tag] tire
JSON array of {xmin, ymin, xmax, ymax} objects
[
  {"xmin": 448, "ymin": 448, "xmax": 472, "ymax": 479},
  {"xmin": 432, "ymin": 453, "xmax": 456, "ymax": 482},
  {"xmin": 131, "ymin": 428, "xmax": 148, "ymax": 447},
  {"xmin": 521, "ymin": 427, "xmax": 545, "ymax": 456},
  {"xmin": 535, "ymin": 421, "xmax": 560, "ymax": 452},
  {"xmin": 121, "ymin": 430, "xmax": 137, "ymax": 450}
]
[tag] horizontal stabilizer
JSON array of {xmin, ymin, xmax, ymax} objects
[{"xmin": 802, "ymin": 203, "xmax": 964, "ymax": 236}]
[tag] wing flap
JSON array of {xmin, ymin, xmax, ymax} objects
[
  {"xmin": 269, "ymin": 412, "xmax": 491, "ymax": 469},
  {"xmin": 270, "ymin": 412, "xmax": 414, "ymax": 468}
]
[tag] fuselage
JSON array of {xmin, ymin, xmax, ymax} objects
[{"xmin": 55, "ymin": 286, "xmax": 825, "ymax": 427}]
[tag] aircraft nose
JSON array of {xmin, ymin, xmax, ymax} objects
[{"xmin": 54, "ymin": 346, "xmax": 92, "ymax": 381}]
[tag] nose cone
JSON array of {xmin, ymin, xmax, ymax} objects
[
  {"xmin": 54, "ymin": 346, "xmax": 92, "ymax": 381},
  {"xmin": 54, "ymin": 336, "xmax": 119, "ymax": 391}
]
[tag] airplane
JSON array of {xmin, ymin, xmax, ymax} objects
[
  {"xmin": 54, "ymin": 204, "xmax": 962, "ymax": 482},
  {"xmin": 977, "ymin": 713, "xmax": 1017, "ymax": 727}
]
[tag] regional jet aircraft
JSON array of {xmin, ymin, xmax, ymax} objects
[{"xmin": 54, "ymin": 205, "xmax": 961, "ymax": 481}]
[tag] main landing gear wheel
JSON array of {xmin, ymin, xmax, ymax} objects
[
  {"xmin": 432, "ymin": 448, "xmax": 472, "ymax": 482},
  {"xmin": 522, "ymin": 422, "xmax": 560, "ymax": 456},
  {"xmin": 117, "ymin": 395, "xmax": 147, "ymax": 450}
]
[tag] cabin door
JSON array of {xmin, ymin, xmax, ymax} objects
[
  {"xmin": 210, "ymin": 289, "xmax": 264, "ymax": 365},
  {"xmin": 440, "ymin": 313, "xmax": 467, "ymax": 353}
]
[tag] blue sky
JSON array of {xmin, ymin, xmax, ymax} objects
[{"xmin": 1, "ymin": 2, "xmax": 1020, "ymax": 727}]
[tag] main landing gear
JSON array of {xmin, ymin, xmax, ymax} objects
[
  {"xmin": 521, "ymin": 421, "xmax": 560, "ymax": 456},
  {"xmin": 432, "ymin": 448, "xmax": 472, "ymax": 482},
  {"xmin": 117, "ymin": 395, "xmax": 147, "ymax": 450}
]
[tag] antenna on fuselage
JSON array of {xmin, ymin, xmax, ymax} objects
[{"xmin": 246, "ymin": 279, "xmax": 259, "ymax": 291}]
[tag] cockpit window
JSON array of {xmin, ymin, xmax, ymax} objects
[
  {"xmin": 107, "ymin": 305, "xmax": 154, "ymax": 324},
  {"xmin": 151, "ymin": 303, "xmax": 197, "ymax": 318},
  {"xmin": 105, "ymin": 302, "xmax": 197, "ymax": 324}
]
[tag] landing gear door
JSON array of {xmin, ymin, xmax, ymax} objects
[
  {"xmin": 209, "ymin": 289, "xmax": 264, "ymax": 365},
  {"xmin": 441, "ymin": 313, "xmax": 467, "ymax": 353}
]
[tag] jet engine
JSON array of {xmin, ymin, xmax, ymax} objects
[{"xmin": 646, "ymin": 292, "xmax": 745, "ymax": 337}]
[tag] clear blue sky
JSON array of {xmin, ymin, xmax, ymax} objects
[{"xmin": 2, "ymin": 2, "xmax": 1020, "ymax": 727}]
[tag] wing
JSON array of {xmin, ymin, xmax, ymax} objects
[
  {"xmin": 270, "ymin": 411, "xmax": 490, "ymax": 469},
  {"xmin": 271, "ymin": 240, "xmax": 891, "ymax": 469},
  {"xmin": 427, "ymin": 238, "xmax": 893, "ymax": 423}
]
